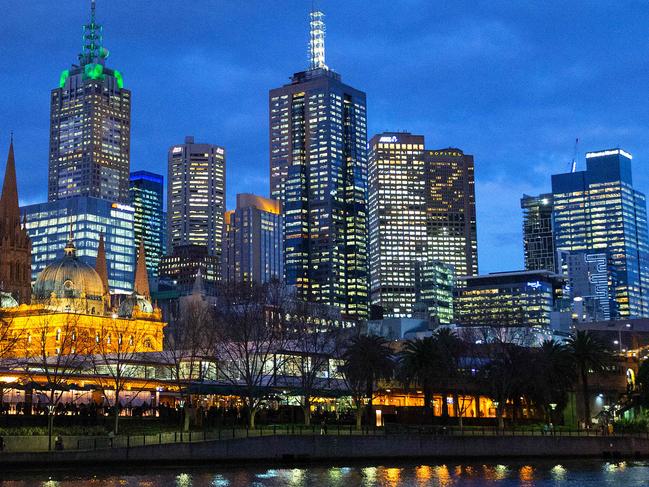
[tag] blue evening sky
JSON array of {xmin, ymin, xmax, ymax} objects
[{"xmin": 1, "ymin": 1, "xmax": 648, "ymax": 274}]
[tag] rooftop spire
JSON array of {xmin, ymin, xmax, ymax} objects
[
  {"xmin": 0, "ymin": 138, "xmax": 19, "ymax": 220},
  {"xmin": 80, "ymin": 0, "xmax": 105, "ymax": 66},
  {"xmin": 134, "ymin": 239, "xmax": 150, "ymax": 299},
  {"xmin": 95, "ymin": 233, "xmax": 110, "ymax": 296},
  {"xmin": 309, "ymin": 9, "xmax": 328, "ymax": 70},
  {"xmin": 64, "ymin": 223, "xmax": 76, "ymax": 256}
]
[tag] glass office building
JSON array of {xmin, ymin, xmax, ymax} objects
[
  {"xmin": 21, "ymin": 196, "xmax": 135, "ymax": 294},
  {"xmin": 552, "ymin": 149, "xmax": 649, "ymax": 318},
  {"xmin": 414, "ymin": 260, "xmax": 455, "ymax": 325},
  {"xmin": 368, "ymin": 133, "xmax": 427, "ymax": 318},
  {"xmin": 455, "ymin": 270, "xmax": 566, "ymax": 328},
  {"xmin": 130, "ymin": 171, "xmax": 165, "ymax": 278},
  {"xmin": 269, "ymin": 10, "xmax": 368, "ymax": 320},
  {"xmin": 48, "ymin": 2, "xmax": 131, "ymax": 204},
  {"xmin": 222, "ymin": 194, "xmax": 283, "ymax": 285},
  {"xmin": 521, "ymin": 193, "xmax": 555, "ymax": 272},
  {"xmin": 425, "ymin": 149, "xmax": 478, "ymax": 277}
]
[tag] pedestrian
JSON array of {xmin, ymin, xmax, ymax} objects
[
  {"xmin": 54, "ymin": 436, "xmax": 63, "ymax": 451},
  {"xmin": 0, "ymin": 435, "xmax": 4, "ymax": 452},
  {"xmin": 320, "ymin": 417, "xmax": 328, "ymax": 435}
]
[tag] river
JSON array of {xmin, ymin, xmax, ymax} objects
[{"xmin": 1, "ymin": 460, "xmax": 648, "ymax": 486}]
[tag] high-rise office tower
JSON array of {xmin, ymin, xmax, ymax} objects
[
  {"xmin": 521, "ymin": 193, "xmax": 555, "ymax": 272},
  {"xmin": 552, "ymin": 149, "xmax": 649, "ymax": 318},
  {"xmin": 222, "ymin": 194, "xmax": 283, "ymax": 285},
  {"xmin": 368, "ymin": 133, "xmax": 477, "ymax": 319},
  {"xmin": 49, "ymin": 1, "xmax": 131, "ymax": 204},
  {"xmin": 130, "ymin": 171, "xmax": 165, "ymax": 278},
  {"xmin": 368, "ymin": 133, "xmax": 427, "ymax": 318},
  {"xmin": 22, "ymin": 197, "xmax": 135, "ymax": 294},
  {"xmin": 269, "ymin": 10, "xmax": 368, "ymax": 319},
  {"xmin": 167, "ymin": 136, "xmax": 225, "ymax": 258},
  {"xmin": 425, "ymin": 149, "xmax": 478, "ymax": 277}
]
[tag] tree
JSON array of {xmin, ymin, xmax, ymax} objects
[
  {"xmin": 566, "ymin": 330, "xmax": 613, "ymax": 426},
  {"xmin": 637, "ymin": 359, "xmax": 649, "ymax": 409},
  {"xmin": 532, "ymin": 340, "xmax": 576, "ymax": 424},
  {"xmin": 211, "ymin": 280, "xmax": 290, "ymax": 429},
  {"xmin": 341, "ymin": 334, "xmax": 394, "ymax": 430},
  {"xmin": 399, "ymin": 336, "xmax": 438, "ymax": 415},
  {"xmin": 163, "ymin": 295, "xmax": 214, "ymax": 432},
  {"xmin": 90, "ymin": 316, "xmax": 155, "ymax": 435},
  {"xmin": 20, "ymin": 314, "xmax": 90, "ymax": 450},
  {"xmin": 284, "ymin": 301, "xmax": 343, "ymax": 426},
  {"xmin": 0, "ymin": 311, "xmax": 26, "ymax": 408}
]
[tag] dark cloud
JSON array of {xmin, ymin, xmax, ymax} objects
[{"xmin": 1, "ymin": 0, "xmax": 648, "ymax": 273}]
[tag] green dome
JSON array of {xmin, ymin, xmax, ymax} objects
[{"xmin": 33, "ymin": 238, "xmax": 105, "ymax": 303}]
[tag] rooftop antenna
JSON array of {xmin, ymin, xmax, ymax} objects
[
  {"xmin": 571, "ymin": 138, "xmax": 579, "ymax": 173},
  {"xmin": 80, "ymin": 0, "xmax": 104, "ymax": 65},
  {"xmin": 309, "ymin": 4, "xmax": 328, "ymax": 70}
]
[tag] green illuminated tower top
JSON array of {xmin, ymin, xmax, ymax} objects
[
  {"xmin": 49, "ymin": 0, "xmax": 131, "ymax": 205},
  {"xmin": 79, "ymin": 0, "xmax": 108, "ymax": 66}
]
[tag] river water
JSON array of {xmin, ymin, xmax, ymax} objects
[{"xmin": 1, "ymin": 460, "xmax": 648, "ymax": 486}]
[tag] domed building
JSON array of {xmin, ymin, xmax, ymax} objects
[
  {"xmin": 32, "ymin": 236, "xmax": 108, "ymax": 314},
  {"xmin": 0, "ymin": 235, "xmax": 165, "ymax": 357}
]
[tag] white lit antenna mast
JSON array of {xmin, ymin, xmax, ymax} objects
[{"xmin": 309, "ymin": 10, "xmax": 328, "ymax": 70}]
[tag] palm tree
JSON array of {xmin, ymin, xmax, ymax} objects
[
  {"xmin": 535, "ymin": 339, "xmax": 576, "ymax": 423},
  {"xmin": 399, "ymin": 337, "xmax": 437, "ymax": 414},
  {"xmin": 566, "ymin": 331, "xmax": 613, "ymax": 427},
  {"xmin": 342, "ymin": 335, "xmax": 394, "ymax": 429}
]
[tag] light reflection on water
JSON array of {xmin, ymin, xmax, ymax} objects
[{"xmin": 1, "ymin": 460, "xmax": 649, "ymax": 486}]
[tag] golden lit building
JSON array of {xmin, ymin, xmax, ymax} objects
[{"xmin": 0, "ymin": 235, "xmax": 165, "ymax": 357}]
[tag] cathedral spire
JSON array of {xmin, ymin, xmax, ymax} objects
[
  {"xmin": 308, "ymin": 9, "xmax": 328, "ymax": 71},
  {"xmin": 1, "ymin": 138, "xmax": 20, "ymax": 221},
  {"xmin": 134, "ymin": 239, "xmax": 150, "ymax": 299},
  {"xmin": 95, "ymin": 233, "xmax": 110, "ymax": 296}
]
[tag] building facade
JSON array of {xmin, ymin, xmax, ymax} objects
[
  {"xmin": 552, "ymin": 149, "xmax": 649, "ymax": 318},
  {"xmin": 414, "ymin": 260, "xmax": 455, "ymax": 325},
  {"xmin": 367, "ymin": 133, "xmax": 476, "ymax": 319},
  {"xmin": 368, "ymin": 133, "xmax": 427, "ymax": 318},
  {"xmin": 48, "ymin": 2, "xmax": 131, "ymax": 204},
  {"xmin": 158, "ymin": 244, "xmax": 219, "ymax": 295},
  {"xmin": 22, "ymin": 197, "xmax": 135, "ymax": 294},
  {"xmin": 0, "ymin": 141, "xmax": 32, "ymax": 304},
  {"xmin": 222, "ymin": 194, "xmax": 283, "ymax": 285},
  {"xmin": 557, "ymin": 249, "xmax": 612, "ymax": 322},
  {"xmin": 521, "ymin": 193, "xmax": 555, "ymax": 272},
  {"xmin": 455, "ymin": 270, "xmax": 566, "ymax": 329},
  {"xmin": 269, "ymin": 10, "xmax": 368, "ymax": 320},
  {"xmin": 167, "ymin": 136, "xmax": 225, "ymax": 258},
  {"xmin": 129, "ymin": 171, "xmax": 165, "ymax": 278},
  {"xmin": 425, "ymin": 148, "xmax": 478, "ymax": 277}
]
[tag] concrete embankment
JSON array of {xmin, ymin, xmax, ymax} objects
[{"xmin": 1, "ymin": 435, "xmax": 649, "ymax": 467}]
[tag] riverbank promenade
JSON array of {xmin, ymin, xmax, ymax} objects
[{"xmin": 1, "ymin": 427, "xmax": 649, "ymax": 467}]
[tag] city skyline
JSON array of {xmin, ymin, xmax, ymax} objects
[{"xmin": 2, "ymin": 1, "xmax": 649, "ymax": 274}]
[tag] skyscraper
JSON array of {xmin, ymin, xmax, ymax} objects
[
  {"xmin": 368, "ymin": 133, "xmax": 427, "ymax": 317},
  {"xmin": 48, "ymin": 1, "xmax": 131, "ymax": 204},
  {"xmin": 521, "ymin": 193, "xmax": 555, "ymax": 272},
  {"xmin": 425, "ymin": 149, "xmax": 478, "ymax": 277},
  {"xmin": 0, "ymin": 140, "xmax": 32, "ymax": 304},
  {"xmin": 167, "ymin": 136, "xmax": 225, "ymax": 258},
  {"xmin": 552, "ymin": 149, "xmax": 649, "ymax": 318},
  {"xmin": 130, "ymin": 171, "xmax": 165, "ymax": 278},
  {"xmin": 222, "ymin": 194, "xmax": 283, "ymax": 285},
  {"xmin": 269, "ymin": 10, "xmax": 368, "ymax": 319},
  {"xmin": 367, "ymin": 133, "xmax": 477, "ymax": 319}
]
